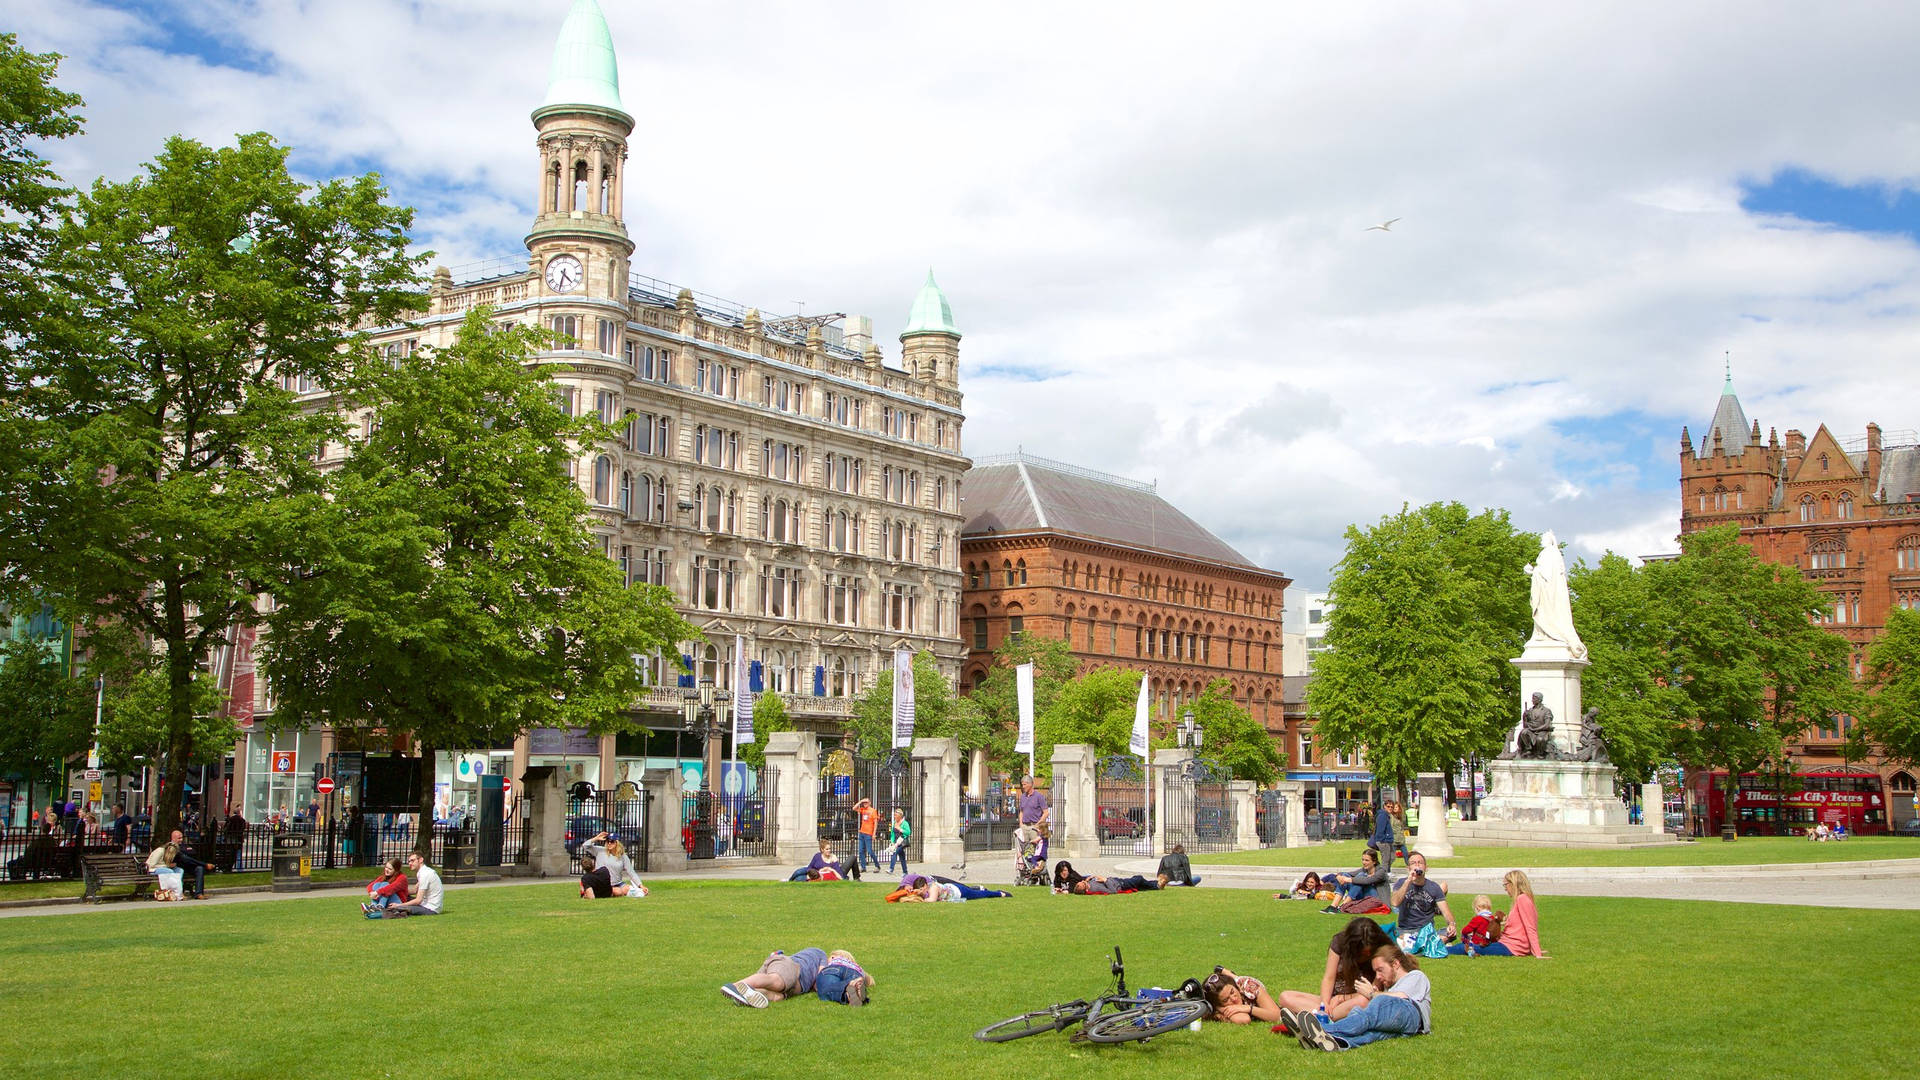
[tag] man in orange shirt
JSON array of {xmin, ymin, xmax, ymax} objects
[{"xmin": 854, "ymin": 798, "xmax": 881, "ymax": 876}]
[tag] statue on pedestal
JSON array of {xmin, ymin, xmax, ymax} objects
[
  {"xmin": 1569, "ymin": 706, "xmax": 1611, "ymax": 764},
  {"xmin": 1500, "ymin": 692, "xmax": 1555, "ymax": 760},
  {"xmin": 1526, "ymin": 531, "xmax": 1587, "ymax": 660}
]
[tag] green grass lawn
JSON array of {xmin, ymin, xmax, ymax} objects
[
  {"xmin": 0, "ymin": 865, "xmax": 371, "ymax": 901},
  {"xmin": 1, "ymin": 879, "xmax": 1915, "ymax": 1079},
  {"xmin": 1193, "ymin": 835, "xmax": 1920, "ymax": 868}
]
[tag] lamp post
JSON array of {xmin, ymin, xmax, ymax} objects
[
  {"xmin": 1177, "ymin": 710, "xmax": 1203, "ymax": 751},
  {"xmin": 682, "ymin": 679, "xmax": 717, "ymax": 858}
]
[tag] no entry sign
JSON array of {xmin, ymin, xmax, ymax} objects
[{"xmin": 316, "ymin": 777, "xmax": 336, "ymax": 795}]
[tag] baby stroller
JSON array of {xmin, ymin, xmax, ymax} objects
[{"xmin": 1013, "ymin": 824, "xmax": 1051, "ymax": 887}]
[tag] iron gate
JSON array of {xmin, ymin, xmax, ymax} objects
[
  {"xmin": 679, "ymin": 764, "xmax": 778, "ymax": 860},
  {"xmin": 1259, "ymin": 789, "xmax": 1287, "ymax": 848},
  {"xmin": 1164, "ymin": 758, "xmax": 1237, "ymax": 854},
  {"xmin": 817, "ymin": 747, "xmax": 920, "ymax": 875},
  {"xmin": 567, "ymin": 785, "xmax": 650, "ymax": 874},
  {"xmin": 1095, "ymin": 755, "xmax": 1153, "ymax": 857}
]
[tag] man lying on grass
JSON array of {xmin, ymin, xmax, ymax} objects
[
  {"xmin": 721, "ymin": 948, "xmax": 873, "ymax": 1007},
  {"xmin": 1279, "ymin": 944, "xmax": 1430, "ymax": 1051}
]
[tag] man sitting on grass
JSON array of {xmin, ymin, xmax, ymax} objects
[
  {"xmin": 382, "ymin": 853, "xmax": 442, "ymax": 917},
  {"xmin": 579, "ymin": 852, "xmax": 626, "ymax": 898},
  {"xmin": 1282, "ymin": 944, "xmax": 1430, "ymax": 1051},
  {"xmin": 1156, "ymin": 842, "xmax": 1202, "ymax": 887}
]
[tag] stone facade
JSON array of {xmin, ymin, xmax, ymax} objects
[{"xmin": 958, "ymin": 453, "xmax": 1289, "ymax": 734}]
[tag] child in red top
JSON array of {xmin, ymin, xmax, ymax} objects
[
  {"xmin": 1456, "ymin": 895, "xmax": 1499, "ymax": 952},
  {"xmin": 854, "ymin": 798, "xmax": 881, "ymax": 875}
]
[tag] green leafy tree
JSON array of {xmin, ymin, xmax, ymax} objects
[
  {"xmin": 1861, "ymin": 606, "xmax": 1920, "ymax": 768},
  {"xmin": 0, "ymin": 132, "xmax": 421, "ymax": 838},
  {"xmin": 737, "ymin": 692, "xmax": 793, "ymax": 770},
  {"xmin": 261, "ymin": 311, "xmax": 699, "ymax": 850},
  {"xmin": 1567, "ymin": 552, "xmax": 1684, "ymax": 784},
  {"xmin": 1032, "ymin": 666, "xmax": 1142, "ymax": 773},
  {"xmin": 1186, "ymin": 678, "xmax": 1284, "ymax": 785},
  {"xmin": 845, "ymin": 651, "xmax": 973, "ymax": 757},
  {"xmin": 94, "ymin": 667, "xmax": 235, "ymax": 778},
  {"xmin": 1656, "ymin": 527, "xmax": 1857, "ymax": 836},
  {"xmin": 0, "ymin": 635, "xmax": 93, "ymax": 797},
  {"xmin": 1307, "ymin": 503, "xmax": 1535, "ymax": 791},
  {"xmin": 960, "ymin": 634, "xmax": 1079, "ymax": 775},
  {"xmin": 0, "ymin": 35, "xmax": 82, "ymax": 365}
]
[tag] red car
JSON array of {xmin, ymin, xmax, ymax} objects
[{"xmin": 1097, "ymin": 807, "xmax": 1142, "ymax": 842}]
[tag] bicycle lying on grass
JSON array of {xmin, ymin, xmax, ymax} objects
[{"xmin": 973, "ymin": 946, "xmax": 1211, "ymax": 1045}]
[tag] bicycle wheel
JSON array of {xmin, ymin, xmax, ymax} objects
[
  {"xmin": 974, "ymin": 1000, "xmax": 1092, "ymax": 1043},
  {"xmin": 1081, "ymin": 999, "xmax": 1211, "ymax": 1044}
]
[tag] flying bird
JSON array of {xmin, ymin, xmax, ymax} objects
[{"xmin": 1365, "ymin": 218, "xmax": 1401, "ymax": 232}]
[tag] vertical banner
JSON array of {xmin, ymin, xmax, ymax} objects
[
  {"xmin": 1129, "ymin": 671, "xmax": 1151, "ymax": 759},
  {"xmin": 891, "ymin": 648, "xmax": 916, "ymax": 749},
  {"xmin": 1014, "ymin": 663, "xmax": 1035, "ymax": 755},
  {"xmin": 732, "ymin": 633, "xmax": 754, "ymax": 745},
  {"xmin": 229, "ymin": 624, "xmax": 257, "ymax": 730}
]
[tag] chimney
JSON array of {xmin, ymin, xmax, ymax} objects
[
  {"xmin": 843, "ymin": 315, "xmax": 873, "ymax": 355},
  {"xmin": 1785, "ymin": 428, "xmax": 1806, "ymax": 474},
  {"xmin": 1866, "ymin": 422, "xmax": 1883, "ymax": 490}
]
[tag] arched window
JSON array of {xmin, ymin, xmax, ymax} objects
[
  {"xmin": 618, "ymin": 471, "xmax": 633, "ymax": 514},
  {"xmin": 934, "ymin": 476, "xmax": 947, "ymax": 510},
  {"xmin": 1799, "ymin": 495, "xmax": 1815, "ymax": 522},
  {"xmin": 573, "ymin": 161, "xmax": 589, "ymax": 211},
  {"xmin": 774, "ymin": 499, "xmax": 791, "ymax": 543},
  {"xmin": 599, "ymin": 166, "xmax": 612, "ymax": 214},
  {"xmin": 1004, "ymin": 560, "xmax": 1015, "ymax": 586},
  {"xmin": 547, "ymin": 162, "xmax": 560, "ymax": 213},
  {"xmin": 1017, "ymin": 559, "xmax": 1029, "ymax": 585},
  {"xmin": 704, "ymin": 485, "xmax": 721, "ymax": 531},
  {"xmin": 1837, "ymin": 495, "xmax": 1854, "ymax": 520},
  {"xmin": 592, "ymin": 455, "xmax": 612, "ymax": 504}
]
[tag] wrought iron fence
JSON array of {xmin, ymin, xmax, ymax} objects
[
  {"xmin": 1164, "ymin": 759, "xmax": 1237, "ymax": 854},
  {"xmin": 676, "ymin": 764, "xmax": 777, "ymax": 861},
  {"xmin": 1095, "ymin": 755, "xmax": 1153, "ymax": 857},
  {"xmin": 815, "ymin": 748, "xmax": 918, "ymax": 874},
  {"xmin": 568, "ymin": 790, "xmax": 650, "ymax": 873}
]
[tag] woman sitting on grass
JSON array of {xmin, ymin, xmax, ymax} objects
[
  {"xmin": 1276, "ymin": 916, "xmax": 1393, "ymax": 1024},
  {"xmin": 787, "ymin": 839, "xmax": 847, "ymax": 881},
  {"xmin": 1474, "ymin": 871, "xmax": 1550, "ymax": 957},
  {"xmin": 362, "ymin": 857, "xmax": 410, "ymax": 915},
  {"xmin": 1276, "ymin": 871, "xmax": 1327, "ymax": 901},
  {"xmin": 579, "ymin": 833, "xmax": 647, "ymax": 897},
  {"xmin": 1203, "ymin": 968, "xmax": 1281, "ymax": 1024}
]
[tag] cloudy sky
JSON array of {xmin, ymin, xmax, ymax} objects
[{"xmin": 17, "ymin": 1, "xmax": 1920, "ymax": 594}]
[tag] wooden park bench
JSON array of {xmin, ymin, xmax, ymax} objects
[{"xmin": 81, "ymin": 852, "xmax": 153, "ymax": 903}]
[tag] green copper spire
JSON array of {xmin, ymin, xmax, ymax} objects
[
  {"xmin": 539, "ymin": 0, "xmax": 625, "ymax": 117},
  {"xmin": 901, "ymin": 269, "xmax": 960, "ymax": 338}
]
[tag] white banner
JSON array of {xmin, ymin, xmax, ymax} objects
[
  {"xmin": 1129, "ymin": 671, "xmax": 1151, "ymax": 759},
  {"xmin": 892, "ymin": 648, "xmax": 916, "ymax": 749},
  {"xmin": 1014, "ymin": 662, "xmax": 1035, "ymax": 755},
  {"xmin": 732, "ymin": 633, "xmax": 754, "ymax": 745}
]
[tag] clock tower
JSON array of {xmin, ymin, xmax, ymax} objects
[{"xmin": 527, "ymin": 0, "xmax": 632, "ymax": 300}]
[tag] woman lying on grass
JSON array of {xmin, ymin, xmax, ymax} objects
[
  {"xmin": 1050, "ymin": 861, "xmax": 1160, "ymax": 894},
  {"xmin": 1202, "ymin": 968, "xmax": 1281, "ymax": 1024},
  {"xmin": 896, "ymin": 877, "xmax": 1010, "ymax": 902}
]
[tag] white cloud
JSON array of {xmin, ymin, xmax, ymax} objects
[{"xmin": 18, "ymin": 1, "xmax": 1920, "ymax": 590}]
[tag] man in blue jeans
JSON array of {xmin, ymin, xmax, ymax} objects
[{"xmin": 1285, "ymin": 945, "xmax": 1430, "ymax": 1051}]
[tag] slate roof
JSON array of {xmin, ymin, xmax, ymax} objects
[
  {"xmin": 1876, "ymin": 445, "xmax": 1920, "ymax": 504},
  {"xmin": 961, "ymin": 452, "xmax": 1266, "ymax": 571},
  {"xmin": 1705, "ymin": 385, "xmax": 1756, "ymax": 451}
]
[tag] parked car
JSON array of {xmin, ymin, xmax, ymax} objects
[
  {"xmin": 818, "ymin": 807, "xmax": 859, "ymax": 841},
  {"xmin": 564, "ymin": 815, "xmax": 630, "ymax": 855},
  {"xmin": 731, "ymin": 800, "xmax": 766, "ymax": 843},
  {"xmin": 1096, "ymin": 807, "xmax": 1141, "ymax": 842},
  {"xmin": 1894, "ymin": 819, "xmax": 1920, "ymax": 837},
  {"xmin": 1194, "ymin": 807, "xmax": 1232, "ymax": 841}
]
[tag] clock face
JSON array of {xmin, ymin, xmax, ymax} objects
[{"xmin": 545, "ymin": 254, "xmax": 583, "ymax": 293}]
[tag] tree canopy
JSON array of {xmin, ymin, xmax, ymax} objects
[
  {"xmin": 846, "ymin": 651, "xmax": 973, "ymax": 758},
  {"xmin": 0, "ymin": 634, "xmax": 93, "ymax": 792},
  {"xmin": 1566, "ymin": 552, "xmax": 1686, "ymax": 784},
  {"xmin": 1860, "ymin": 606, "xmax": 1920, "ymax": 769},
  {"xmin": 0, "ymin": 126, "xmax": 422, "ymax": 838},
  {"xmin": 1306, "ymin": 502, "xmax": 1535, "ymax": 788},
  {"xmin": 959, "ymin": 634, "xmax": 1079, "ymax": 774}
]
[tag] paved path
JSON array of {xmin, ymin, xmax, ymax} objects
[{"xmin": 7, "ymin": 853, "xmax": 1917, "ymax": 918}]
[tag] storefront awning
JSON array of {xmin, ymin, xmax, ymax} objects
[{"xmin": 1288, "ymin": 771, "xmax": 1372, "ymax": 784}]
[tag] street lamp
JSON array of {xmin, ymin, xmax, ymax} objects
[
  {"xmin": 1177, "ymin": 709, "xmax": 1203, "ymax": 750},
  {"xmin": 682, "ymin": 677, "xmax": 718, "ymax": 858}
]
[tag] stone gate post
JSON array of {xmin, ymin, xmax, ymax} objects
[
  {"xmin": 1049, "ymin": 744, "xmax": 1098, "ymax": 861},
  {"xmin": 911, "ymin": 737, "xmax": 962, "ymax": 866},
  {"xmin": 762, "ymin": 731, "xmax": 819, "ymax": 864},
  {"xmin": 641, "ymin": 768, "xmax": 691, "ymax": 874}
]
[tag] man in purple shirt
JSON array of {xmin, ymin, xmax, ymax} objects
[{"xmin": 1017, "ymin": 776, "xmax": 1050, "ymax": 830}]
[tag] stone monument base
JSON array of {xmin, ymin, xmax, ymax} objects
[{"xmin": 1449, "ymin": 760, "xmax": 1678, "ymax": 848}]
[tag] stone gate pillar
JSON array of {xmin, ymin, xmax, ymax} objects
[
  {"xmin": 762, "ymin": 731, "xmax": 819, "ymax": 864},
  {"xmin": 1414, "ymin": 772, "xmax": 1454, "ymax": 857},
  {"xmin": 1050, "ymin": 744, "xmax": 1098, "ymax": 861},
  {"xmin": 1274, "ymin": 781, "xmax": 1309, "ymax": 848},
  {"xmin": 911, "ymin": 737, "xmax": 963, "ymax": 866},
  {"xmin": 1641, "ymin": 781, "xmax": 1665, "ymax": 833},
  {"xmin": 1230, "ymin": 780, "xmax": 1258, "ymax": 851},
  {"xmin": 641, "ymin": 768, "xmax": 691, "ymax": 874},
  {"xmin": 521, "ymin": 765, "xmax": 570, "ymax": 877}
]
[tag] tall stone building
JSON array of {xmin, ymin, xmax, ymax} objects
[
  {"xmin": 234, "ymin": 0, "xmax": 969, "ymax": 817},
  {"xmin": 1679, "ymin": 373, "xmax": 1920, "ymax": 821},
  {"xmin": 958, "ymin": 452, "xmax": 1290, "ymax": 734}
]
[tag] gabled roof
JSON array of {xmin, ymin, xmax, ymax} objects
[
  {"xmin": 1787, "ymin": 424, "xmax": 1860, "ymax": 485},
  {"xmin": 961, "ymin": 452, "xmax": 1263, "ymax": 570}
]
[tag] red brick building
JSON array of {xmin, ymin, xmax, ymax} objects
[
  {"xmin": 1679, "ymin": 376, "xmax": 1920, "ymax": 823},
  {"xmin": 959, "ymin": 453, "xmax": 1291, "ymax": 734}
]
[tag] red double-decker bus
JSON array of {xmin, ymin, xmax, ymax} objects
[{"xmin": 1688, "ymin": 770, "xmax": 1890, "ymax": 836}]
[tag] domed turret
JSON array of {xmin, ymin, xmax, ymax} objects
[
  {"xmin": 900, "ymin": 270, "xmax": 960, "ymax": 387},
  {"xmin": 902, "ymin": 270, "xmax": 961, "ymax": 339},
  {"xmin": 537, "ymin": 0, "xmax": 628, "ymax": 123}
]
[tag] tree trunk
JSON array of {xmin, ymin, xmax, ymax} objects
[
  {"xmin": 152, "ymin": 627, "xmax": 197, "ymax": 841},
  {"xmin": 415, "ymin": 741, "xmax": 436, "ymax": 859},
  {"xmin": 1720, "ymin": 769, "xmax": 1740, "ymax": 840}
]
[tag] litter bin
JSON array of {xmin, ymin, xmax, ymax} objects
[
  {"xmin": 271, "ymin": 833, "xmax": 311, "ymax": 892},
  {"xmin": 442, "ymin": 831, "xmax": 476, "ymax": 884}
]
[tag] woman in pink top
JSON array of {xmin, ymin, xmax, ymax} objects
[{"xmin": 1488, "ymin": 870, "xmax": 1551, "ymax": 957}]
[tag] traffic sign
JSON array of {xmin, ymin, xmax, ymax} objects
[
  {"xmin": 316, "ymin": 777, "xmax": 336, "ymax": 795},
  {"xmin": 502, "ymin": 777, "xmax": 512, "ymax": 793}
]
